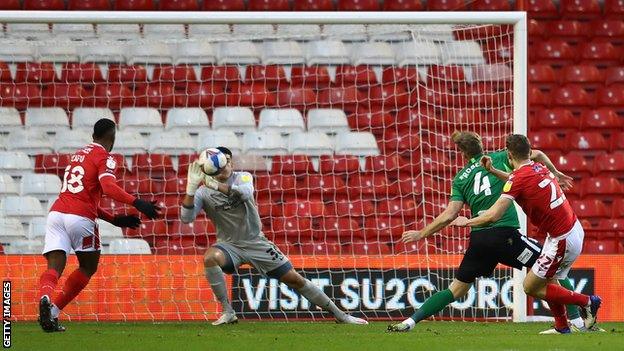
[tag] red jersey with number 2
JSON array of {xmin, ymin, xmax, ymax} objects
[
  {"xmin": 50, "ymin": 143, "xmax": 117, "ymax": 220},
  {"xmin": 501, "ymin": 161, "xmax": 577, "ymax": 237}
]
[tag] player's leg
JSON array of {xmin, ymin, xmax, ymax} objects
[
  {"xmin": 53, "ymin": 250, "xmax": 100, "ymax": 315},
  {"xmin": 204, "ymin": 245, "xmax": 240, "ymax": 325},
  {"xmin": 277, "ymin": 269, "xmax": 367, "ymax": 325}
]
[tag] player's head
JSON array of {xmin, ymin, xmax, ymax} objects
[
  {"xmin": 505, "ymin": 134, "xmax": 531, "ymax": 164},
  {"xmin": 451, "ymin": 131, "xmax": 483, "ymax": 159},
  {"xmin": 213, "ymin": 146, "xmax": 233, "ymax": 182},
  {"xmin": 93, "ymin": 118, "xmax": 116, "ymax": 152}
]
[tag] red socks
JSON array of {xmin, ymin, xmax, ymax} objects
[
  {"xmin": 39, "ymin": 269, "xmax": 59, "ymax": 299},
  {"xmin": 53, "ymin": 269, "xmax": 91, "ymax": 310},
  {"xmin": 549, "ymin": 302, "xmax": 568, "ymax": 330},
  {"xmin": 545, "ymin": 283, "xmax": 590, "ymax": 307}
]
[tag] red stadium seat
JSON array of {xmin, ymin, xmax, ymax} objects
[
  {"xmin": 528, "ymin": 64, "xmax": 557, "ymax": 90},
  {"xmin": 24, "ymin": 0, "xmax": 65, "ymax": 10},
  {"xmin": 293, "ymin": 0, "xmax": 335, "ymax": 10},
  {"xmin": 113, "ymin": 0, "xmax": 155, "ymax": 10},
  {"xmin": 604, "ymin": 0, "xmax": 624, "ymax": 19},
  {"xmin": 42, "ymin": 83, "xmax": 91, "ymax": 109},
  {"xmin": 132, "ymin": 154, "xmax": 175, "ymax": 179},
  {"xmin": 68, "ymin": 0, "xmax": 111, "ymax": 10},
  {"xmin": 551, "ymin": 85, "xmax": 593, "ymax": 110},
  {"xmin": 580, "ymin": 108, "xmax": 621, "ymax": 132},
  {"xmin": 319, "ymin": 155, "xmax": 360, "ymax": 175},
  {"xmin": 605, "ymin": 67, "xmax": 624, "ymax": 86},
  {"xmin": 300, "ymin": 175, "xmax": 347, "ymax": 198},
  {"xmin": 345, "ymin": 242, "xmax": 392, "ymax": 255},
  {"xmin": 328, "ymin": 199, "xmax": 375, "ymax": 217},
  {"xmin": 245, "ymin": 65, "xmax": 288, "ymax": 90},
  {"xmin": 596, "ymin": 218, "xmax": 624, "ymax": 234},
  {"xmin": 159, "ymin": 0, "xmax": 198, "ymax": 10},
  {"xmin": 0, "ymin": 0, "xmax": 20, "ymax": 9},
  {"xmin": 137, "ymin": 179, "xmax": 165, "ymax": 195},
  {"xmin": 392, "ymin": 240, "xmax": 429, "ymax": 254},
  {"xmin": 290, "ymin": 65, "xmax": 331, "ymax": 88},
  {"xmin": 584, "ymin": 239, "xmax": 621, "ymax": 254},
  {"xmin": 337, "ymin": 0, "xmax": 381, "ymax": 10},
  {"xmin": 382, "ymin": 66, "xmax": 419, "ymax": 85},
  {"xmin": 364, "ymin": 216, "xmax": 405, "ymax": 242},
  {"xmin": 528, "ymin": 131, "xmax": 562, "ymax": 152},
  {"xmin": 383, "ymin": 0, "xmax": 424, "ymax": 10},
  {"xmin": 271, "ymin": 155, "xmax": 314, "ymax": 175},
  {"xmin": 560, "ymin": 0, "xmax": 601, "ymax": 19},
  {"xmin": 535, "ymin": 108, "xmax": 579, "ymax": 130},
  {"xmin": 61, "ymin": 63, "xmax": 104, "ymax": 84},
  {"xmin": 34, "ymin": 154, "xmax": 71, "ymax": 177},
  {"xmin": 368, "ymin": 84, "xmax": 410, "ymax": 109},
  {"xmin": 427, "ymin": 65, "xmax": 466, "ymax": 87},
  {"xmin": 534, "ymin": 40, "xmax": 576, "ymax": 66},
  {"xmin": 282, "ymin": 200, "xmax": 325, "ymax": 218},
  {"xmin": 107, "ymin": 64, "xmax": 148, "ymax": 89},
  {"xmin": 152, "ymin": 64, "xmax": 197, "ymax": 88},
  {"xmin": 348, "ymin": 109, "xmax": 394, "ymax": 134},
  {"xmin": 365, "ymin": 155, "xmax": 409, "ymax": 176},
  {"xmin": 613, "ymin": 132, "xmax": 624, "ymax": 151},
  {"xmin": 427, "ymin": 0, "xmax": 467, "ymax": 11},
  {"xmin": 316, "ymin": 217, "xmax": 363, "ymax": 240},
  {"xmin": 271, "ymin": 217, "xmax": 313, "ymax": 242},
  {"xmin": 379, "ymin": 130, "xmax": 421, "ymax": 156},
  {"xmin": 248, "ymin": 0, "xmax": 290, "ymax": 10},
  {"xmin": 135, "ymin": 83, "xmax": 175, "ymax": 108},
  {"xmin": 591, "ymin": 20, "xmax": 624, "ymax": 45},
  {"xmin": 91, "ymin": 83, "xmax": 134, "ymax": 108},
  {"xmin": 582, "ymin": 177, "xmax": 622, "ymax": 200},
  {"xmin": 376, "ymin": 198, "xmax": 418, "ymax": 218},
  {"xmin": 596, "ymin": 85, "xmax": 624, "ymax": 111},
  {"xmin": 255, "ymin": 174, "xmax": 297, "ymax": 197},
  {"xmin": 126, "ymin": 220, "xmax": 169, "ymax": 238},
  {"xmin": 0, "ymin": 83, "xmax": 42, "ymax": 110},
  {"xmin": 335, "ymin": 65, "xmax": 378, "ymax": 87},
  {"xmin": 561, "ymin": 65, "xmax": 603, "ymax": 89},
  {"xmin": 0, "ymin": 63, "xmax": 11, "ymax": 82},
  {"xmin": 614, "ymin": 198, "xmax": 624, "ymax": 218},
  {"xmin": 527, "ymin": 0, "xmax": 558, "ymax": 18},
  {"xmin": 275, "ymin": 86, "xmax": 317, "ymax": 109},
  {"xmin": 566, "ymin": 132, "xmax": 609, "ymax": 155},
  {"xmin": 346, "ymin": 174, "xmax": 399, "ymax": 198},
  {"xmin": 317, "ymin": 86, "xmax": 364, "ymax": 112},
  {"xmin": 579, "ymin": 42, "xmax": 621, "ymax": 66},
  {"xmin": 15, "ymin": 62, "xmax": 56, "ymax": 83},
  {"xmin": 555, "ymin": 153, "xmax": 593, "ymax": 179},
  {"xmin": 170, "ymin": 218, "xmax": 216, "ymax": 240},
  {"xmin": 163, "ymin": 177, "xmax": 186, "ymax": 195},
  {"xmin": 570, "ymin": 199, "xmax": 610, "ymax": 220},
  {"xmin": 594, "ymin": 152, "xmax": 624, "ymax": 178},
  {"xmin": 470, "ymin": 0, "xmax": 511, "ymax": 10},
  {"xmin": 528, "ymin": 86, "xmax": 550, "ymax": 107},
  {"xmin": 299, "ymin": 242, "xmax": 342, "ymax": 255},
  {"xmin": 528, "ymin": 19, "xmax": 546, "ymax": 39},
  {"xmin": 179, "ymin": 82, "xmax": 225, "ymax": 107},
  {"xmin": 226, "ymin": 83, "xmax": 276, "ymax": 108},
  {"xmin": 202, "ymin": 0, "xmax": 244, "ymax": 10},
  {"xmin": 200, "ymin": 65, "xmax": 241, "ymax": 86}
]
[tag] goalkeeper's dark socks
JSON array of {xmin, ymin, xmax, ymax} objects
[
  {"xmin": 54, "ymin": 269, "xmax": 90, "ymax": 310},
  {"xmin": 39, "ymin": 268, "xmax": 59, "ymax": 299},
  {"xmin": 410, "ymin": 289, "xmax": 455, "ymax": 323}
]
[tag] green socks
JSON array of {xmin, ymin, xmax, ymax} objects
[
  {"xmin": 410, "ymin": 289, "xmax": 455, "ymax": 323},
  {"xmin": 558, "ymin": 278, "xmax": 581, "ymax": 320}
]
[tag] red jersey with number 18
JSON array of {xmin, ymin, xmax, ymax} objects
[
  {"xmin": 501, "ymin": 161, "xmax": 577, "ymax": 237},
  {"xmin": 49, "ymin": 142, "xmax": 117, "ymax": 220}
]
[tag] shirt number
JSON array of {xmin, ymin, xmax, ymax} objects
[
  {"xmin": 60, "ymin": 165, "xmax": 85, "ymax": 194},
  {"xmin": 538, "ymin": 178, "xmax": 565, "ymax": 209},
  {"xmin": 473, "ymin": 171, "xmax": 492, "ymax": 196}
]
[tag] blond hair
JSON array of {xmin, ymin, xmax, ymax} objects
[{"xmin": 451, "ymin": 131, "xmax": 483, "ymax": 159}]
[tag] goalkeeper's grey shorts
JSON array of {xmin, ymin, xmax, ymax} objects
[{"xmin": 213, "ymin": 236, "xmax": 293, "ymax": 279}]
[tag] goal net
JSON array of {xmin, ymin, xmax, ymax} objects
[{"xmin": 0, "ymin": 12, "xmax": 527, "ymax": 322}]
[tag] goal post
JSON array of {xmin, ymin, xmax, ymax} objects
[{"xmin": 0, "ymin": 11, "xmax": 528, "ymax": 322}]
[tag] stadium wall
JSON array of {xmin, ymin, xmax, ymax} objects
[{"xmin": 2, "ymin": 254, "xmax": 623, "ymax": 322}]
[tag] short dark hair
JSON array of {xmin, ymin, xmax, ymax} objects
[
  {"xmin": 93, "ymin": 118, "xmax": 116, "ymax": 139},
  {"xmin": 217, "ymin": 146, "xmax": 232, "ymax": 158},
  {"xmin": 451, "ymin": 131, "xmax": 483, "ymax": 159},
  {"xmin": 506, "ymin": 134, "xmax": 531, "ymax": 160}
]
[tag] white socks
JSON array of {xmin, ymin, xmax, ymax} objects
[
  {"xmin": 51, "ymin": 304, "xmax": 60, "ymax": 319},
  {"xmin": 570, "ymin": 317, "xmax": 584, "ymax": 329},
  {"xmin": 402, "ymin": 317, "xmax": 416, "ymax": 328}
]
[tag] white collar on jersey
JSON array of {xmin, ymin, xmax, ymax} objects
[
  {"xmin": 517, "ymin": 160, "xmax": 534, "ymax": 169},
  {"xmin": 89, "ymin": 142, "xmax": 105, "ymax": 150}
]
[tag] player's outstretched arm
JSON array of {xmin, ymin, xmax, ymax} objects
[
  {"xmin": 97, "ymin": 207, "xmax": 141, "ymax": 229},
  {"xmin": 99, "ymin": 176, "xmax": 161, "ymax": 219},
  {"xmin": 529, "ymin": 149, "xmax": 573, "ymax": 190},
  {"xmin": 402, "ymin": 201, "xmax": 463, "ymax": 243},
  {"xmin": 453, "ymin": 197, "xmax": 512, "ymax": 227}
]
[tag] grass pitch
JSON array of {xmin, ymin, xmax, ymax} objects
[{"xmin": 11, "ymin": 321, "xmax": 624, "ymax": 351}]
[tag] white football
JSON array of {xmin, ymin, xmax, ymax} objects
[{"xmin": 198, "ymin": 148, "xmax": 228, "ymax": 175}]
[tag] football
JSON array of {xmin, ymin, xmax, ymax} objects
[{"xmin": 198, "ymin": 148, "xmax": 228, "ymax": 175}]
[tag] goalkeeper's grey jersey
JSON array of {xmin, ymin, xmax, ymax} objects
[{"xmin": 180, "ymin": 171, "xmax": 262, "ymax": 243}]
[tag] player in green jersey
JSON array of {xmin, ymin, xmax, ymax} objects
[{"xmin": 388, "ymin": 131, "xmax": 576, "ymax": 332}]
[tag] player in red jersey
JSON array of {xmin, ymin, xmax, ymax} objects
[
  {"xmin": 37, "ymin": 119, "xmax": 161, "ymax": 332},
  {"xmin": 453, "ymin": 134, "xmax": 601, "ymax": 334}
]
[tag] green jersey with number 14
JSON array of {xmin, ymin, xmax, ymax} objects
[{"xmin": 450, "ymin": 150, "xmax": 519, "ymax": 231}]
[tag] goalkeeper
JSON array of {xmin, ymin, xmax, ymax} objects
[
  {"xmin": 180, "ymin": 147, "xmax": 367, "ymax": 326},
  {"xmin": 388, "ymin": 131, "xmax": 584, "ymax": 333}
]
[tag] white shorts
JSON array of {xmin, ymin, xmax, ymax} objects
[
  {"xmin": 531, "ymin": 219, "xmax": 584, "ymax": 280},
  {"xmin": 42, "ymin": 211, "xmax": 101, "ymax": 255}
]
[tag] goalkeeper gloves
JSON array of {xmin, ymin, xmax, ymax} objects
[
  {"xmin": 132, "ymin": 199, "xmax": 161, "ymax": 219},
  {"xmin": 186, "ymin": 161, "xmax": 204, "ymax": 196},
  {"xmin": 111, "ymin": 215, "xmax": 141, "ymax": 229}
]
